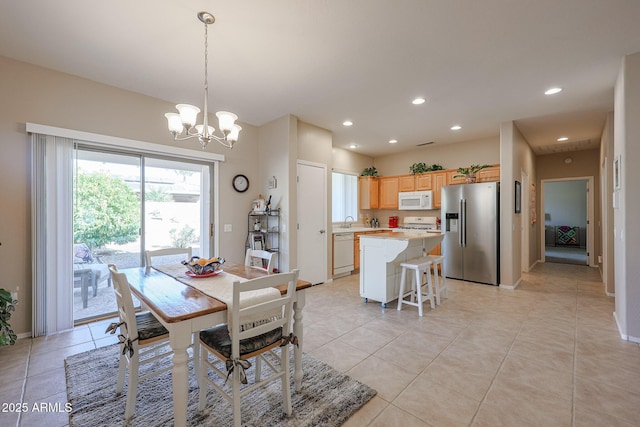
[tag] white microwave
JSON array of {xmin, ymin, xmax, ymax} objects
[{"xmin": 398, "ymin": 190, "xmax": 433, "ymax": 210}]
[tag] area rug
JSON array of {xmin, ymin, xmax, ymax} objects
[{"xmin": 65, "ymin": 344, "xmax": 376, "ymax": 426}]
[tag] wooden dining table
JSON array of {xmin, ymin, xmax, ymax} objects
[{"xmin": 122, "ymin": 262, "xmax": 312, "ymax": 427}]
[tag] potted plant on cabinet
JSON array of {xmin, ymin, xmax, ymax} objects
[
  {"xmin": 361, "ymin": 166, "xmax": 379, "ymax": 177},
  {"xmin": 454, "ymin": 164, "xmax": 490, "ymax": 183},
  {"xmin": 409, "ymin": 163, "xmax": 444, "ymax": 175},
  {"xmin": 0, "ymin": 288, "xmax": 18, "ymax": 346}
]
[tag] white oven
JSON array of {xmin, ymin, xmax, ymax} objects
[{"xmin": 398, "ymin": 191, "xmax": 433, "ymax": 210}]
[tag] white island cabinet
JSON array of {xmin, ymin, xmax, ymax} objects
[{"xmin": 359, "ymin": 232, "xmax": 444, "ymax": 307}]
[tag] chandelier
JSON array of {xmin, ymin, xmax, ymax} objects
[{"xmin": 165, "ymin": 12, "xmax": 241, "ymax": 149}]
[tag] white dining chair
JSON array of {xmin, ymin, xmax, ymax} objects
[
  {"xmin": 197, "ymin": 269, "xmax": 299, "ymax": 427},
  {"xmin": 108, "ymin": 264, "xmax": 173, "ymax": 421},
  {"xmin": 144, "ymin": 247, "xmax": 192, "ymax": 273},
  {"xmin": 244, "ymin": 248, "xmax": 274, "ymax": 273}
]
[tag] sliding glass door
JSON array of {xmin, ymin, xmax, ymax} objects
[{"xmin": 73, "ymin": 148, "xmax": 213, "ymax": 323}]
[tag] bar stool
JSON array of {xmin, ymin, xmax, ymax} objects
[
  {"xmin": 424, "ymin": 255, "xmax": 447, "ymax": 305},
  {"xmin": 397, "ymin": 258, "xmax": 435, "ymax": 316}
]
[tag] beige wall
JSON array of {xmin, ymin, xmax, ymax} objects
[
  {"xmin": 0, "ymin": 56, "xmax": 261, "ymax": 336},
  {"xmin": 332, "ymin": 147, "xmax": 373, "ymax": 176},
  {"xmin": 373, "ymin": 136, "xmax": 499, "ymax": 176},
  {"xmin": 500, "ymin": 122, "xmax": 537, "ymax": 287},
  {"xmin": 536, "ymin": 149, "xmax": 601, "ymax": 267},
  {"xmin": 614, "ymin": 52, "xmax": 640, "ymax": 340}
]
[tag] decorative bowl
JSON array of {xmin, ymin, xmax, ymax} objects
[{"xmin": 182, "ymin": 256, "xmax": 225, "ymax": 275}]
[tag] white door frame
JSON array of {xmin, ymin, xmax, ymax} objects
[{"xmin": 540, "ymin": 176, "xmax": 595, "ymax": 266}]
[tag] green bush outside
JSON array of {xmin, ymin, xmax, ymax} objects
[{"xmin": 74, "ymin": 172, "xmax": 140, "ymax": 248}]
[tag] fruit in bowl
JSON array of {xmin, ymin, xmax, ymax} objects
[{"xmin": 182, "ymin": 256, "xmax": 225, "ymax": 275}]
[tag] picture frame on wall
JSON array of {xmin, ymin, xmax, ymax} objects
[
  {"xmin": 614, "ymin": 155, "xmax": 621, "ymax": 190},
  {"xmin": 515, "ymin": 180, "xmax": 521, "ymax": 214}
]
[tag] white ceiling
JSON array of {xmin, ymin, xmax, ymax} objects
[{"xmin": 2, "ymin": 1, "xmax": 640, "ymax": 157}]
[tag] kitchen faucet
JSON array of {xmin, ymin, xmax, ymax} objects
[{"xmin": 343, "ymin": 216, "xmax": 355, "ymax": 228}]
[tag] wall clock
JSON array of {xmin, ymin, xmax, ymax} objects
[{"xmin": 232, "ymin": 174, "xmax": 249, "ymax": 193}]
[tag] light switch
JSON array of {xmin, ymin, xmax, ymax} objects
[{"xmin": 224, "ymin": 224, "xmax": 232, "ymax": 232}]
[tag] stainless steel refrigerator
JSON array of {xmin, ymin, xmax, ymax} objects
[{"xmin": 441, "ymin": 182, "xmax": 499, "ymax": 285}]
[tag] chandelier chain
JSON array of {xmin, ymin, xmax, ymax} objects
[{"xmin": 204, "ymin": 19, "xmax": 208, "ymax": 94}]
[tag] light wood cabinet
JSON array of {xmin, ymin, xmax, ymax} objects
[
  {"xmin": 359, "ymin": 165, "xmax": 499, "ymax": 211},
  {"xmin": 359, "ymin": 176, "xmax": 379, "ymax": 209},
  {"xmin": 399, "ymin": 175, "xmax": 415, "ymax": 192},
  {"xmin": 379, "ymin": 177, "xmax": 399, "ymax": 209},
  {"xmin": 446, "ymin": 170, "xmax": 466, "ymax": 185},
  {"xmin": 432, "ymin": 172, "xmax": 447, "ymax": 208},
  {"xmin": 478, "ymin": 165, "xmax": 500, "ymax": 182},
  {"xmin": 415, "ymin": 173, "xmax": 432, "ymax": 190}
]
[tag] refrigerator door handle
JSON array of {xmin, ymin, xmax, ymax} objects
[
  {"xmin": 459, "ymin": 199, "xmax": 464, "ymax": 246},
  {"xmin": 462, "ymin": 199, "xmax": 467, "ymax": 247}
]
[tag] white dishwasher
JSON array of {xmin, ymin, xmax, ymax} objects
[{"xmin": 333, "ymin": 232, "xmax": 354, "ymax": 277}]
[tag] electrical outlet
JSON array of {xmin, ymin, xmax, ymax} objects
[
  {"xmin": 11, "ymin": 291, "xmax": 18, "ymax": 301},
  {"xmin": 223, "ymin": 224, "xmax": 232, "ymax": 232}
]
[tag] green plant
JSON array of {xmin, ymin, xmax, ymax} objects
[
  {"xmin": 409, "ymin": 162, "xmax": 429, "ymax": 175},
  {"xmin": 73, "ymin": 172, "xmax": 140, "ymax": 248},
  {"xmin": 454, "ymin": 164, "xmax": 491, "ymax": 181},
  {"xmin": 410, "ymin": 163, "xmax": 444, "ymax": 174},
  {"xmin": 170, "ymin": 225, "xmax": 197, "ymax": 248},
  {"xmin": 361, "ymin": 166, "xmax": 379, "ymax": 177},
  {"xmin": 0, "ymin": 289, "xmax": 18, "ymax": 346}
]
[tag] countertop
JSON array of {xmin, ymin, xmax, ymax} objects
[
  {"xmin": 332, "ymin": 226, "xmax": 392, "ymax": 234},
  {"xmin": 358, "ymin": 231, "xmax": 443, "ymax": 241},
  {"xmin": 332, "ymin": 227, "xmax": 442, "ymax": 235}
]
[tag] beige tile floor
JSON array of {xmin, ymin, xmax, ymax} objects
[{"xmin": 1, "ymin": 262, "xmax": 639, "ymax": 426}]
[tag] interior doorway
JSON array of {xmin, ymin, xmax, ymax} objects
[{"xmin": 540, "ymin": 178, "xmax": 593, "ymax": 266}]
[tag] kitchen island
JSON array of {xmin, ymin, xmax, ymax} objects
[{"xmin": 359, "ymin": 232, "xmax": 444, "ymax": 307}]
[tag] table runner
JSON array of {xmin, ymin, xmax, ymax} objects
[{"xmin": 154, "ymin": 264, "xmax": 281, "ymax": 330}]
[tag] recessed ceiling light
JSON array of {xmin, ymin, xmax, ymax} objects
[
  {"xmin": 348, "ymin": 143, "xmax": 358, "ymax": 149},
  {"xmin": 557, "ymin": 137, "xmax": 569, "ymax": 142},
  {"xmin": 412, "ymin": 97, "xmax": 426, "ymax": 105},
  {"xmin": 545, "ymin": 87, "xmax": 563, "ymax": 95},
  {"xmin": 450, "ymin": 125, "xmax": 462, "ymax": 131},
  {"xmin": 342, "ymin": 120, "xmax": 353, "ymax": 127},
  {"xmin": 389, "ymin": 139, "xmax": 398, "ymax": 144}
]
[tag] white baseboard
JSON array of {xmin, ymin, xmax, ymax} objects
[{"xmin": 613, "ymin": 312, "xmax": 640, "ymax": 342}]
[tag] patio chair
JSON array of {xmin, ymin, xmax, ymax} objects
[{"xmin": 73, "ymin": 243, "xmax": 111, "ymax": 308}]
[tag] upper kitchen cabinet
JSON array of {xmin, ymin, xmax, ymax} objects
[
  {"xmin": 447, "ymin": 170, "xmax": 466, "ymax": 185},
  {"xmin": 359, "ymin": 176, "xmax": 379, "ymax": 209},
  {"xmin": 399, "ymin": 175, "xmax": 415, "ymax": 192},
  {"xmin": 415, "ymin": 173, "xmax": 432, "ymax": 190},
  {"xmin": 432, "ymin": 171, "xmax": 447, "ymax": 208},
  {"xmin": 477, "ymin": 165, "xmax": 500, "ymax": 182},
  {"xmin": 379, "ymin": 177, "xmax": 399, "ymax": 209}
]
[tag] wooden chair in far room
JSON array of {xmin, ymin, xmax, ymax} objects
[
  {"xmin": 107, "ymin": 264, "xmax": 173, "ymax": 422},
  {"xmin": 144, "ymin": 247, "xmax": 192, "ymax": 273},
  {"xmin": 197, "ymin": 270, "xmax": 299, "ymax": 427},
  {"xmin": 244, "ymin": 248, "xmax": 274, "ymax": 273}
]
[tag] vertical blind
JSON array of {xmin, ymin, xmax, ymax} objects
[{"xmin": 31, "ymin": 134, "xmax": 75, "ymax": 335}]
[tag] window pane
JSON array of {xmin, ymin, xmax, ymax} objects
[
  {"xmin": 332, "ymin": 172, "xmax": 358, "ymax": 222},
  {"xmin": 144, "ymin": 157, "xmax": 209, "ymax": 263}
]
